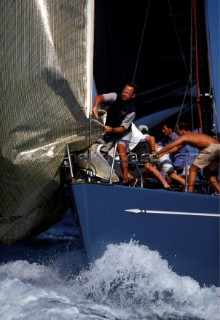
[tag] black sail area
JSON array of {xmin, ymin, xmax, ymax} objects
[{"xmin": 94, "ymin": 0, "xmax": 200, "ymax": 140}]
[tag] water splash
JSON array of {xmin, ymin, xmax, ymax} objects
[
  {"xmin": 72, "ymin": 241, "xmax": 220, "ymax": 320},
  {"xmin": 0, "ymin": 242, "xmax": 219, "ymax": 320},
  {"xmin": 0, "ymin": 260, "xmax": 125, "ymax": 320}
]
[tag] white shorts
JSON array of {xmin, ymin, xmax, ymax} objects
[
  {"xmin": 117, "ymin": 131, "xmax": 133, "ymax": 146},
  {"xmin": 156, "ymin": 147, "xmax": 174, "ymax": 175},
  {"xmin": 160, "ymin": 161, "xmax": 174, "ymax": 175}
]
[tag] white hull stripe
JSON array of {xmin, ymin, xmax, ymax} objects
[{"xmin": 125, "ymin": 209, "xmax": 220, "ymax": 217}]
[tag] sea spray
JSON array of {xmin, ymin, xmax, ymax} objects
[
  {"xmin": 0, "ymin": 241, "xmax": 219, "ymax": 320},
  {"xmin": 71, "ymin": 241, "xmax": 220, "ymax": 320},
  {"xmin": 0, "ymin": 259, "xmax": 132, "ymax": 320}
]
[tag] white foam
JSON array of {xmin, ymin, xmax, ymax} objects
[
  {"xmin": 72, "ymin": 241, "xmax": 220, "ymax": 320},
  {"xmin": 0, "ymin": 242, "xmax": 219, "ymax": 320}
]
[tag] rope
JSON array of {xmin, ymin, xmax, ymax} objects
[
  {"xmin": 190, "ymin": 1, "xmax": 194, "ymax": 131},
  {"xmin": 173, "ymin": 1, "xmax": 195, "ymax": 132},
  {"xmin": 167, "ymin": 0, "xmax": 189, "ymax": 77},
  {"xmin": 174, "ymin": 73, "xmax": 193, "ymax": 132},
  {"xmin": 132, "ymin": 0, "xmax": 196, "ymax": 133},
  {"xmin": 132, "ymin": 0, "xmax": 151, "ymax": 83}
]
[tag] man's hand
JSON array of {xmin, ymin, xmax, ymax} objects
[
  {"xmin": 104, "ymin": 126, "xmax": 113, "ymax": 133},
  {"xmin": 155, "ymin": 152, "xmax": 163, "ymax": 159},
  {"xmin": 92, "ymin": 109, "xmax": 99, "ymax": 119}
]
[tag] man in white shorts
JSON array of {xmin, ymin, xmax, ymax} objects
[
  {"xmin": 136, "ymin": 125, "xmax": 185, "ymax": 186},
  {"xmin": 92, "ymin": 83, "xmax": 137, "ymax": 185},
  {"xmin": 129, "ymin": 124, "xmax": 171, "ymax": 189},
  {"xmin": 155, "ymin": 144, "xmax": 185, "ymax": 186}
]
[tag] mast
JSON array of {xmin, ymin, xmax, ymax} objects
[
  {"xmin": 193, "ymin": 0, "xmax": 215, "ymax": 136},
  {"xmin": 86, "ymin": 0, "xmax": 95, "ymax": 118}
]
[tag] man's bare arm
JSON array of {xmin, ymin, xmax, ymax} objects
[
  {"xmin": 156, "ymin": 138, "xmax": 184, "ymax": 156},
  {"xmin": 92, "ymin": 95, "xmax": 105, "ymax": 119},
  {"xmin": 164, "ymin": 145, "xmax": 180, "ymax": 154}
]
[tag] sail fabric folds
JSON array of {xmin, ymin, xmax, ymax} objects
[{"xmin": 0, "ymin": 0, "xmax": 99, "ymax": 244}]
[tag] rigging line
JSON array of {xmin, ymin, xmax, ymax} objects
[
  {"xmin": 173, "ymin": 1, "xmax": 195, "ymax": 133},
  {"xmin": 190, "ymin": 0, "xmax": 194, "ymax": 131},
  {"xmin": 174, "ymin": 73, "xmax": 192, "ymax": 132},
  {"xmin": 193, "ymin": 0, "xmax": 203, "ymax": 132},
  {"xmin": 132, "ymin": 0, "xmax": 151, "ymax": 83},
  {"xmin": 167, "ymin": 0, "xmax": 189, "ymax": 77}
]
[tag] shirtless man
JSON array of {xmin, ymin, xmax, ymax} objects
[{"xmin": 156, "ymin": 122, "xmax": 220, "ymax": 193}]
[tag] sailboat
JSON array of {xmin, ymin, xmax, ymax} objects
[
  {"xmin": 0, "ymin": 0, "xmax": 219, "ymax": 288},
  {"xmin": 68, "ymin": 0, "xmax": 220, "ymax": 289}
]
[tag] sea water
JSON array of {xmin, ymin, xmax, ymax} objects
[{"xmin": 0, "ymin": 211, "xmax": 219, "ymax": 320}]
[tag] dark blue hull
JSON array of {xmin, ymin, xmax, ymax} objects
[{"xmin": 70, "ymin": 182, "xmax": 220, "ymax": 287}]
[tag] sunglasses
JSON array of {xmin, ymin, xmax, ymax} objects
[{"xmin": 122, "ymin": 90, "xmax": 134, "ymax": 96}]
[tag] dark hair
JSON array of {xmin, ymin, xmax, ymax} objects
[
  {"xmin": 162, "ymin": 121, "xmax": 173, "ymax": 130},
  {"xmin": 126, "ymin": 82, "xmax": 138, "ymax": 93},
  {"xmin": 177, "ymin": 122, "xmax": 190, "ymax": 131}
]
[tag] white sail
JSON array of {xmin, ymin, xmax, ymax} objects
[{"xmin": 0, "ymin": 0, "xmax": 99, "ymax": 244}]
